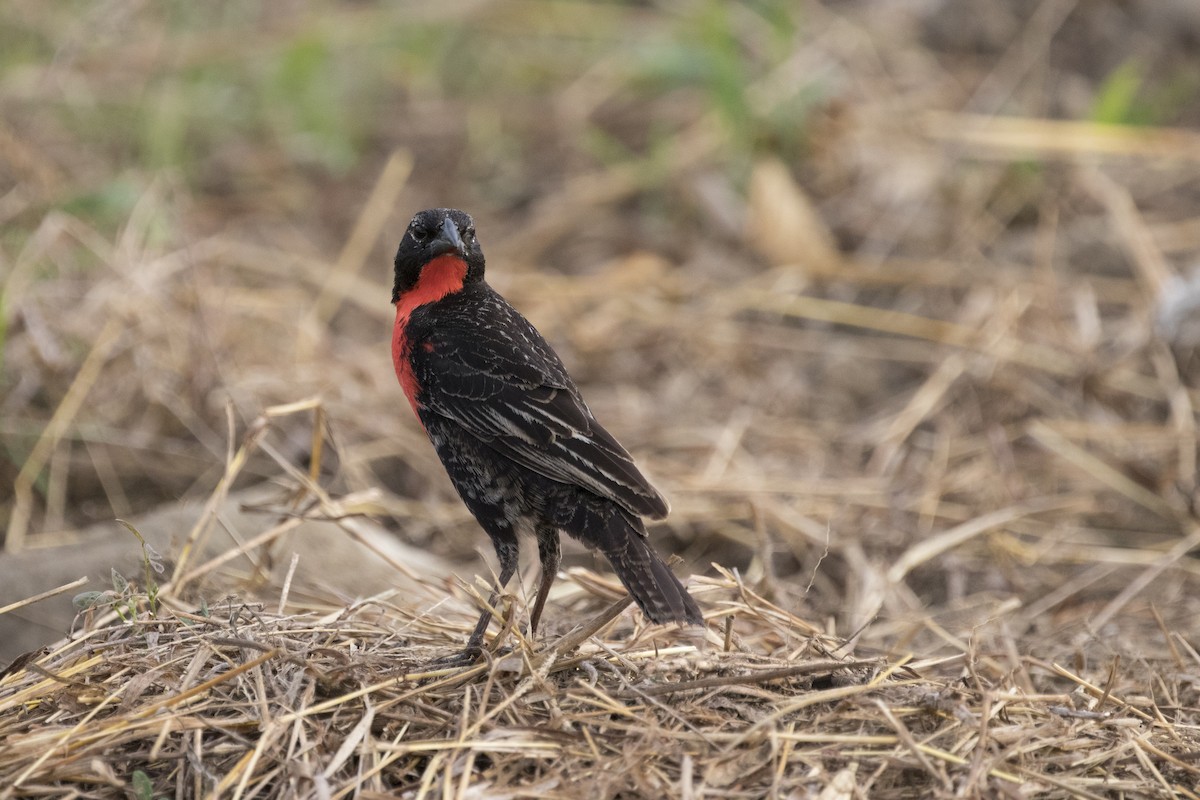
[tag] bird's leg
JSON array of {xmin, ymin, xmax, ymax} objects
[
  {"xmin": 434, "ymin": 536, "xmax": 520, "ymax": 667},
  {"xmin": 529, "ymin": 526, "xmax": 561, "ymax": 638},
  {"xmin": 461, "ymin": 586, "xmax": 503, "ymax": 655}
]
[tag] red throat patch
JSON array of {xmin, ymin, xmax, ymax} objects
[{"xmin": 392, "ymin": 255, "xmax": 469, "ymax": 419}]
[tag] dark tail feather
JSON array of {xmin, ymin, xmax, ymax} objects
[{"xmin": 600, "ymin": 518, "xmax": 703, "ymax": 626}]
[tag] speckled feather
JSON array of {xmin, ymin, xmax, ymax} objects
[
  {"xmin": 406, "ymin": 284, "xmax": 670, "ymax": 521},
  {"xmin": 391, "ymin": 208, "xmax": 702, "ymax": 633}
]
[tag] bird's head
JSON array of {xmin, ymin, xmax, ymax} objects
[{"xmin": 392, "ymin": 208, "xmax": 485, "ymax": 303}]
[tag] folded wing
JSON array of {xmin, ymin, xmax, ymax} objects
[{"xmin": 410, "ymin": 292, "xmax": 669, "ymax": 520}]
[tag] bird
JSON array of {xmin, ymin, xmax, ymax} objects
[{"xmin": 390, "ymin": 207, "xmax": 702, "ymax": 659}]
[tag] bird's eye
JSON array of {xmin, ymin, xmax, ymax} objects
[
  {"xmin": 410, "ymin": 225, "xmax": 430, "ymax": 243},
  {"xmin": 464, "ymin": 227, "xmax": 476, "ymax": 244}
]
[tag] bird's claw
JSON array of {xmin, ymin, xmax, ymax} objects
[{"xmin": 426, "ymin": 647, "xmax": 484, "ymax": 669}]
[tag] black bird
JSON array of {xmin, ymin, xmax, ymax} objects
[{"xmin": 390, "ymin": 208, "xmax": 702, "ymax": 657}]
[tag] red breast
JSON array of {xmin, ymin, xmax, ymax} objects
[{"xmin": 392, "ymin": 254, "xmax": 470, "ymax": 419}]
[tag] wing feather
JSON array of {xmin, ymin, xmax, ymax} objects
[{"xmin": 408, "ymin": 287, "xmax": 669, "ymax": 519}]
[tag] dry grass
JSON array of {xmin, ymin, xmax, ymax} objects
[
  {"xmin": 3, "ymin": 534, "xmax": 1198, "ymax": 798},
  {"xmin": 4, "ymin": 0, "xmax": 1200, "ymax": 797}
]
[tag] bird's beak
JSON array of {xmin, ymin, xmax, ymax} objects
[{"xmin": 428, "ymin": 216, "xmax": 467, "ymax": 259}]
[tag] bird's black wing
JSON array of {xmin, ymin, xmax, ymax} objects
[{"xmin": 408, "ymin": 286, "xmax": 669, "ymax": 520}]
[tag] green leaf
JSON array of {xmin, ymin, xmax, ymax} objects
[
  {"xmin": 131, "ymin": 769, "xmax": 155, "ymax": 800},
  {"xmin": 1091, "ymin": 60, "xmax": 1144, "ymax": 125},
  {"xmin": 111, "ymin": 568, "xmax": 129, "ymax": 595},
  {"xmin": 73, "ymin": 591, "xmax": 111, "ymax": 610}
]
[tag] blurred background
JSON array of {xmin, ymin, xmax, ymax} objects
[{"xmin": 4, "ymin": 0, "xmax": 1200, "ymax": 665}]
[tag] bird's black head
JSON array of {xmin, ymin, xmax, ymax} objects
[{"xmin": 392, "ymin": 208, "xmax": 485, "ymax": 303}]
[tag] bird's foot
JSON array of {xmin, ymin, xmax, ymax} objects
[
  {"xmin": 426, "ymin": 646, "xmax": 484, "ymax": 669},
  {"xmin": 427, "ymin": 641, "xmax": 522, "ymax": 670}
]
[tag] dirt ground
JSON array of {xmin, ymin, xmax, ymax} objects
[{"xmin": 3, "ymin": 1, "xmax": 1200, "ymax": 797}]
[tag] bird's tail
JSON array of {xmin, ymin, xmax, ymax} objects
[{"xmin": 598, "ymin": 514, "xmax": 703, "ymax": 626}]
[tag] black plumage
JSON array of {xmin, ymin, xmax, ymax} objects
[{"xmin": 391, "ymin": 208, "xmax": 702, "ymax": 657}]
